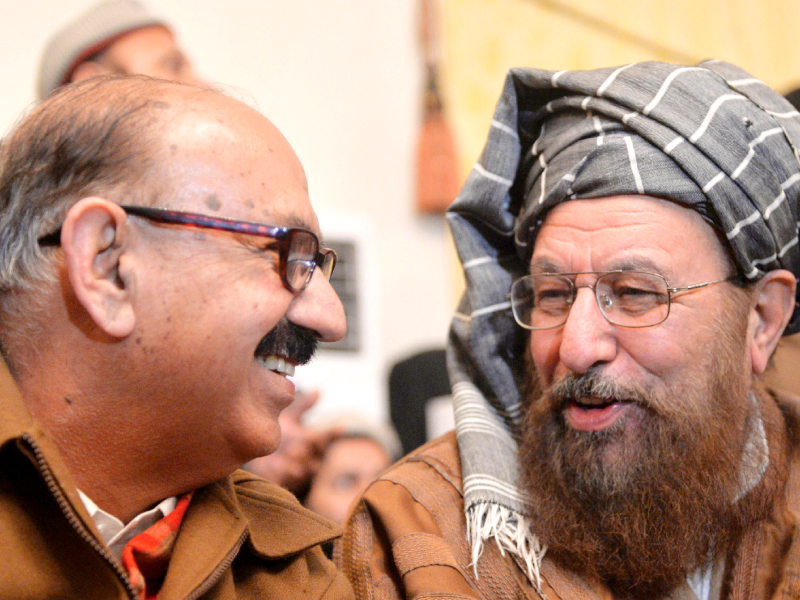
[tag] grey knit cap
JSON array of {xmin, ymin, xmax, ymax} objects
[{"xmin": 37, "ymin": 0, "xmax": 167, "ymax": 99}]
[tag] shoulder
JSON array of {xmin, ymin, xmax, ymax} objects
[
  {"xmin": 218, "ymin": 471, "xmax": 354, "ymax": 599},
  {"xmin": 338, "ymin": 433, "xmax": 492, "ymax": 600},
  {"xmin": 378, "ymin": 430, "xmax": 462, "ymax": 491},
  {"xmin": 353, "ymin": 431, "xmax": 463, "ymax": 524},
  {"xmin": 228, "ymin": 469, "xmax": 342, "ymax": 555}
]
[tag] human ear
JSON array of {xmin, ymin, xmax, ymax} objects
[
  {"xmin": 60, "ymin": 198, "xmax": 135, "ymax": 338},
  {"xmin": 749, "ymin": 269, "xmax": 796, "ymax": 374}
]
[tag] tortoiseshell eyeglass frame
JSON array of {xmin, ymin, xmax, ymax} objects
[{"xmin": 38, "ymin": 204, "xmax": 336, "ymax": 294}]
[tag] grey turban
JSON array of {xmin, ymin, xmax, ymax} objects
[{"xmin": 445, "ymin": 60, "xmax": 800, "ymax": 589}]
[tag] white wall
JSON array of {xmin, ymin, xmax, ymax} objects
[{"xmin": 0, "ymin": 0, "xmax": 457, "ymax": 423}]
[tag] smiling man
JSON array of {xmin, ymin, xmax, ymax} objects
[
  {"xmin": 0, "ymin": 76, "xmax": 351, "ymax": 599},
  {"xmin": 38, "ymin": 0, "xmax": 341, "ymax": 500},
  {"xmin": 339, "ymin": 61, "xmax": 800, "ymax": 600}
]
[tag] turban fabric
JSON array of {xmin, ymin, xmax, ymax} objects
[{"xmin": 446, "ymin": 61, "xmax": 800, "ymax": 589}]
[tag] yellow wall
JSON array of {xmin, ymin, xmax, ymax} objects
[
  {"xmin": 438, "ymin": 0, "xmax": 800, "ymax": 301},
  {"xmin": 440, "ymin": 0, "xmax": 800, "ymax": 176}
]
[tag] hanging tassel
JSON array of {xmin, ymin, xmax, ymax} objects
[
  {"xmin": 466, "ymin": 502, "xmax": 547, "ymax": 593},
  {"xmin": 415, "ymin": 0, "xmax": 461, "ymax": 213}
]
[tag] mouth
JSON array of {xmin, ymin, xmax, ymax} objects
[
  {"xmin": 257, "ymin": 354, "xmax": 296, "ymax": 377},
  {"xmin": 572, "ymin": 395, "xmax": 623, "ymax": 409},
  {"xmin": 564, "ymin": 396, "xmax": 634, "ymax": 432},
  {"xmin": 253, "ymin": 319, "xmax": 318, "ymax": 376}
]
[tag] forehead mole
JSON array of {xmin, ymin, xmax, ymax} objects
[{"xmin": 205, "ymin": 194, "xmax": 221, "ymax": 211}]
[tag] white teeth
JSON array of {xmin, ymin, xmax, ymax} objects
[{"xmin": 259, "ymin": 355, "xmax": 295, "ymax": 376}]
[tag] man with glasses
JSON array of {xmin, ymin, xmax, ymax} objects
[
  {"xmin": 339, "ymin": 61, "xmax": 800, "ymax": 600},
  {"xmin": 0, "ymin": 75, "xmax": 352, "ymax": 598},
  {"xmin": 38, "ymin": 0, "xmax": 340, "ymax": 500}
]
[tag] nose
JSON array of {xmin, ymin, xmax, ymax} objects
[
  {"xmin": 285, "ymin": 269, "xmax": 347, "ymax": 343},
  {"xmin": 557, "ymin": 287, "xmax": 617, "ymax": 374}
]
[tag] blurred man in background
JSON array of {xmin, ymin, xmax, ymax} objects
[
  {"xmin": 37, "ymin": 0, "xmax": 200, "ymax": 98},
  {"xmin": 303, "ymin": 416, "xmax": 400, "ymax": 526}
]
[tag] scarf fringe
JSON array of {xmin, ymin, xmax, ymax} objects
[{"xmin": 466, "ymin": 502, "xmax": 547, "ymax": 592}]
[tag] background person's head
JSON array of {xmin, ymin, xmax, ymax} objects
[
  {"xmin": 0, "ymin": 75, "xmax": 345, "ymax": 521},
  {"xmin": 37, "ymin": 0, "xmax": 202, "ymax": 99},
  {"xmin": 303, "ymin": 417, "xmax": 400, "ymax": 524}
]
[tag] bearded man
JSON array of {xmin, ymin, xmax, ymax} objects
[{"xmin": 338, "ymin": 61, "xmax": 800, "ymax": 600}]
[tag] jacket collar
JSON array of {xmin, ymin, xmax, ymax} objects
[
  {"xmin": 0, "ymin": 355, "xmax": 109, "ymax": 545},
  {"xmin": 175, "ymin": 470, "xmax": 340, "ymax": 560},
  {"xmin": 0, "ymin": 353, "xmax": 340, "ymax": 583},
  {"xmin": 161, "ymin": 470, "xmax": 341, "ymax": 599}
]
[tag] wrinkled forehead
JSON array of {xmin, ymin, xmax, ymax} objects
[{"xmin": 529, "ymin": 195, "xmax": 734, "ymax": 276}]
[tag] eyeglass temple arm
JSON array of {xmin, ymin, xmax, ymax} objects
[{"xmin": 667, "ymin": 276, "xmax": 732, "ymax": 293}]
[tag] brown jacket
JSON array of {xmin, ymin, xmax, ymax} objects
[
  {"xmin": 0, "ymin": 360, "xmax": 353, "ymax": 600},
  {"xmin": 338, "ymin": 400, "xmax": 800, "ymax": 600}
]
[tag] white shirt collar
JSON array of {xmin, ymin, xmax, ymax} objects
[{"xmin": 78, "ymin": 489, "xmax": 178, "ymax": 561}]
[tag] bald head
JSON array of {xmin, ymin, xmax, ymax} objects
[{"xmin": 0, "ymin": 76, "xmax": 226, "ymax": 294}]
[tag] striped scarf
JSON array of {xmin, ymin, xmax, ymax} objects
[
  {"xmin": 121, "ymin": 492, "xmax": 193, "ymax": 600},
  {"xmin": 446, "ymin": 60, "xmax": 800, "ymax": 590}
]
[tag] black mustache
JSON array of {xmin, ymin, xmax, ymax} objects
[{"xmin": 255, "ymin": 319, "xmax": 318, "ymax": 366}]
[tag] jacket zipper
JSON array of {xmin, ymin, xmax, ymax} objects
[
  {"xmin": 20, "ymin": 433, "xmax": 138, "ymax": 600},
  {"xmin": 183, "ymin": 529, "xmax": 248, "ymax": 600}
]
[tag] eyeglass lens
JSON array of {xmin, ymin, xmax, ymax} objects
[
  {"xmin": 510, "ymin": 272, "xmax": 671, "ymax": 330},
  {"xmin": 286, "ymin": 230, "xmax": 320, "ymax": 292}
]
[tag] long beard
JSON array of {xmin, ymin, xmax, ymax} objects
[{"xmin": 519, "ymin": 312, "xmax": 788, "ymax": 599}]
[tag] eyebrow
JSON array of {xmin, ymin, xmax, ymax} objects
[
  {"xmin": 605, "ymin": 257, "xmax": 667, "ymax": 277},
  {"xmin": 260, "ymin": 213, "xmax": 315, "ymax": 232},
  {"xmin": 529, "ymin": 257, "xmax": 564, "ymax": 274},
  {"xmin": 277, "ymin": 214, "xmax": 328, "ymax": 246},
  {"xmin": 529, "ymin": 255, "xmax": 668, "ymax": 277},
  {"xmin": 286, "ymin": 215, "xmax": 312, "ymax": 229}
]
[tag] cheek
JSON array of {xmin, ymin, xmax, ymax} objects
[
  {"xmin": 617, "ymin": 314, "xmax": 713, "ymax": 381},
  {"xmin": 619, "ymin": 333, "xmax": 686, "ymax": 377},
  {"xmin": 530, "ymin": 327, "xmax": 693, "ymax": 385},
  {"xmin": 529, "ymin": 331, "xmax": 562, "ymax": 384}
]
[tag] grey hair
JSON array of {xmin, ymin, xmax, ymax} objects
[{"xmin": 0, "ymin": 75, "xmax": 185, "ymax": 294}]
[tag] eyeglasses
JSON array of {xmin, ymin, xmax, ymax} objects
[
  {"xmin": 509, "ymin": 270, "xmax": 733, "ymax": 330},
  {"xmin": 38, "ymin": 205, "xmax": 336, "ymax": 294}
]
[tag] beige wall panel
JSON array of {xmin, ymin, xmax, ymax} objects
[{"xmin": 440, "ymin": 0, "xmax": 800, "ymax": 175}]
